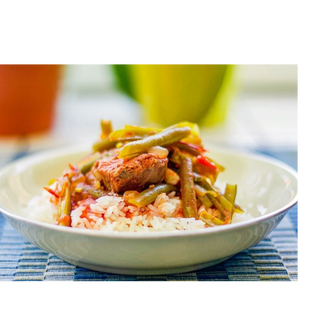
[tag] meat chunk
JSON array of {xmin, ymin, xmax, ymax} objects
[{"xmin": 94, "ymin": 153, "xmax": 168, "ymax": 193}]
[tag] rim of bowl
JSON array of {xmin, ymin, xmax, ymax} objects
[{"xmin": 0, "ymin": 144, "xmax": 298, "ymax": 240}]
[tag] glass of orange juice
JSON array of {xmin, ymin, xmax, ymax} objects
[{"xmin": 0, "ymin": 65, "xmax": 63, "ymax": 136}]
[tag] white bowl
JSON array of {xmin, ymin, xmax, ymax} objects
[{"xmin": 0, "ymin": 146, "xmax": 298, "ymax": 275}]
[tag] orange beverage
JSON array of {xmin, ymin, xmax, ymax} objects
[{"xmin": 0, "ymin": 65, "xmax": 62, "ymax": 136}]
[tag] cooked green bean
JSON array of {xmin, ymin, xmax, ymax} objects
[
  {"xmin": 109, "ymin": 126, "xmax": 161, "ymax": 142},
  {"xmin": 128, "ymin": 184, "xmax": 177, "ymax": 208},
  {"xmin": 224, "ymin": 184, "xmax": 237, "ymax": 203},
  {"xmin": 193, "ymin": 173, "xmax": 218, "ymax": 196},
  {"xmin": 207, "ymin": 194, "xmax": 226, "ymax": 213},
  {"xmin": 57, "ymin": 177, "xmax": 71, "ymax": 226},
  {"xmin": 180, "ymin": 154, "xmax": 198, "ymax": 218},
  {"xmin": 176, "ymin": 142, "xmax": 201, "ymax": 156},
  {"xmin": 109, "ymin": 130, "xmax": 142, "ymax": 141},
  {"xmin": 166, "ymin": 121, "xmax": 200, "ymax": 137},
  {"xmin": 193, "ymin": 172, "xmax": 232, "ymax": 222},
  {"xmin": 166, "ymin": 121, "xmax": 202, "ymax": 145},
  {"xmin": 193, "ymin": 172, "xmax": 207, "ymax": 183},
  {"xmin": 206, "ymin": 194, "xmax": 231, "ymax": 223},
  {"xmin": 119, "ymin": 127, "xmax": 191, "ymax": 159},
  {"xmin": 81, "ymin": 184, "xmax": 107, "ymax": 199},
  {"xmin": 234, "ymin": 204, "xmax": 244, "ymax": 213},
  {"xmin": 217, "ymin": 194, "xmax": 233, "ymax": 215},
  {"xmin": 92, "ymin": 137, "xmax": 118, "ymax": 153},
  {"xmin": 224, "ymin": 184, "xmax": 237, "ymax": 218},
  {"xmin": 194, "ymin": 183, "xmax": 207, "ymax": 197},
  {"xmin": 124, "ymin": 125, "xmax": 161, "ymax": 132},
  {"xmin": 197, "ymin": 194, "xmax": 213, "ymax": 208},
  {"xmin": 199, "ymin": 210, "xmax": 225, "ymax": 226},
  {"xmin": 79, "ymin": 153, "xmax": 104, "ymax": 175}
]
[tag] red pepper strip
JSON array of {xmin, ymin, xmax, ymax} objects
[
  {"xmin": 43, "ymin": 187, "xmax": 59, "ymax": 198},
  {"xmin": 57, "ymin": 215, "xmax": 71, "ymax": 227},
  {"xmin": 68, "ymin": 163, "xmax": 76, "ymax": 171},
  {"xmin": 196, "ymin": 154, "xmax": 217, "ymax": 171}
]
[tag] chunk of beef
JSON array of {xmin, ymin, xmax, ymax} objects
[{"xmin": 94, "ymin": 153, "xmax": 168, "ymax": 193}]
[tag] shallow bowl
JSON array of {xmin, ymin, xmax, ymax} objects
[{"xmin": 0, "ymin": 146, "xmax": 298, "ymax": 275}]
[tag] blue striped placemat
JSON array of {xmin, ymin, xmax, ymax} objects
[{"xmin": 0, "ymin": 149, "xmax": 298, "ymax": 281}]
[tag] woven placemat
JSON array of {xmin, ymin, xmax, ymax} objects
[{"xmin": 0, "ymin": 149, "xmax": 297, "ymax": 281}]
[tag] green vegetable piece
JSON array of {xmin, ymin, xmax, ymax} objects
[
  {"xmin": 81, "ymin": 184, "xmax": 107, "ymax": 199},
  {"xmin": 166, "ymin": 121, "xmax": 202, "ymax": 145},
  {"xmin": 176, "ymin": 142, "xmax": 201, "ymax": 157},
  {"xmin": 224, "ymin": 184, "xmax": 237, "ymax": 218},
  {"xmin": 92, "ymin": 137, "xmax": 118, "ymax": 153},
  {"xmin": 109, "ymin": 129, "xmax": 142, "ymax": 141},
  {"xmin": 118, "ymin": 127, "xmax": 191, "ymax": 159},
  {"xmin": 193, "ymin": 172, "xmax": 232, "ymax": 222},
  {"xmin": 199, "ymin": 211, "xmax": 225, "ymax": 226},
  {"xmin": 79, "ymin": 153, "xmax": 104, "ymax": 175},
  {"xmin": 109, "ymin": 126, "xmax": 161, "ymax": 142},
  {"xmin": 224, "ymin": 184, "xmax": 237, "ymax": 204},
  {"xmin": 193, "ymin": 173, "xmax": 217, "ymax": 196},
  {"xmin": 124, "ymin": 125, "xmax": 162, "ymax": 137},
  {"xmin": 197, "ymin": 194, "xmax": 213, "ymax": 208},
  {"xmin": 180, "ymin": 154, "xmax": 198, "ymax": 218},
  {"xmin": 207, "ymin": 194, "xmax": 226, "ymax": 215},
  {"xmin": 166, "ymin": 121, "xmax": 200, "ymax": 138},
  {"xmin": 128, "ymin": 184, "xmax": 177, "ymax": 208},
  {"xmin": 57, "ymin": 177, "xmax": 71, "ymax": 226},
  {"xmin": 207, "ymin": 193, "xmax": 232, "ymax": 223},
  {"xmin": 234, "ymin": 204, "xmax": 244, "ymax": 213},
  {"xmin": 218, "ymin": 195, "xmax": 233, "ymax": 215},
  {"xmin": 194, "ymin": 183, "xmax": 207, "ymax": 197}
]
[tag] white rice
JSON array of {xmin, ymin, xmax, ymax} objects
[{"xmin": 23, "ymin": 187, "xmax": 249, "ymax": 232}]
